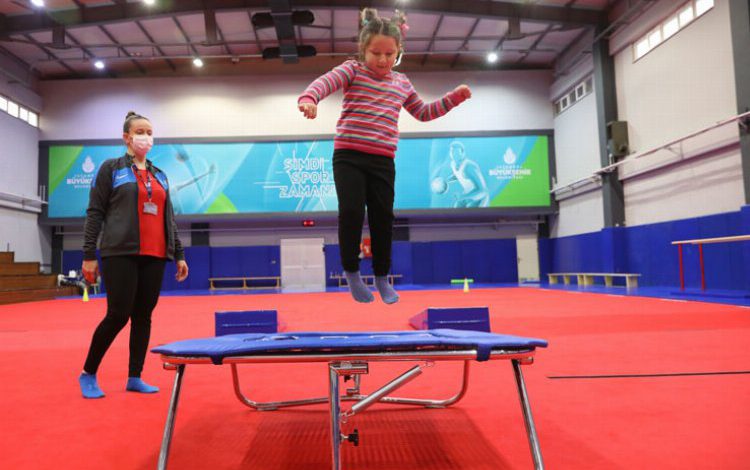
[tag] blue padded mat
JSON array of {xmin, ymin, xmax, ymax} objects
[{"xmin": 152, "ymin": 329, "xmax": 548, "ymax": 364}]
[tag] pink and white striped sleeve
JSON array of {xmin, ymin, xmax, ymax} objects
[
  {"xmin": 402, "ymin": 77, "xmax": 466, "ymax": 122},
  {"xmin": 298, "ymin": 60, "xmax": 357, "ymax": 105}
]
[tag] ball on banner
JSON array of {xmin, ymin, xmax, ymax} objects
[{"xmin": 431, "ymin": 176, "xmax": 448, "ymax": 194}]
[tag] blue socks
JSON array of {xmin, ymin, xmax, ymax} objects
[
  {"xmin": 342, "ymin": 271, "xmax": 399, "ymax": 304},
  {"xmin": 79, "ymin": 373, "xmax": 159, "ymax": 397},
  {"xmin": 375, "ymin": 276, "xmax": 400, "ymax": 304},
  {"xmin": 126, "ymin": 377, "xmax": 159, "ymax": 393},
  {"xmin": 344, "ymin": 270, "xmax": 374, "ymax": 303},
  {"xmin": 79, "ymin": 372, "xmax": 105, "ymax": 399}
]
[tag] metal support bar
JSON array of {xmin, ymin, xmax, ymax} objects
[
  {"xmin": 158, "ymin": 364, "xmax": 186, "ymax": 470},
  {"xmin": 231, "ymin": 360, "xmax": 473, "ymax": 410},
  {"xmin": 328, "ymin": 363, "xmax": 342, "ymax": 470},
  {"xmin": 699, "ymin": 244, "xmax": 705, "ymax": 291},
  {"xmin": 511, "ymin": 359, "xmax": 544, "ymax": 470},
  {"xmin": 346, "ymin": 365, "xmax": 423, "ymax": 418},
  {"xmin": 678, "ymin": 244, "xmax": 684, "ymax": 291}
]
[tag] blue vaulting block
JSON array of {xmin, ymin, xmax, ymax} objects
[
  {"xmin": 215, "ymin": 310, "xmax": 282, "ymax": 336},
  {"xmin": 409, "ymin": 307, "xmax": 491, "ymax": 332}
]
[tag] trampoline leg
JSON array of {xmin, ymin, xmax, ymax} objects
[
  {"xmin": 328, "ymin": 364, "xmax": 342, "ymax": 470},
  {"xmin": 511, "ymin": 360, "xmax": 544, "ymax": 470},
  {"xmin": 158, "ymin": 364, "xmax": 185, "ymax": 470}
]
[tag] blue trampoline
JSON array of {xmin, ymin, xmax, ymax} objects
[{"xmin": 152, "ymin": 329, "xmax": 548, "ymax": 469}]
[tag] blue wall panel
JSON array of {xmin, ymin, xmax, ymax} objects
[
  {"xmin": 544, "ymin": 207, "xmax": 749, "ymax": 290},
  {"xmin": 410, "ymin": 243, "xmax": 435, "ymax": 284}
]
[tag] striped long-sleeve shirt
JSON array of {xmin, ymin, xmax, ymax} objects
[{"xmin": 298, "ymin": 60, "xmax": 465, "ymax": 158}]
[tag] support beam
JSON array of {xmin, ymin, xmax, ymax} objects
[
  {"xmin": 134, "ymin": 20, "xmax": 176, "ymax": 71},
  {"xmin": 269, "ymin": 0, "xmax": 298, "ymax": 64},
  {"xmin": 729, "ymin": 0, "xmax": 750, "ymax": 203},
  {"xmin": 592, "ymin": 27, "xmax": 624, "ymax": 228},
  {"xmin": 449, "ymin": 17, "xmax": 479, "ymax": 69},
  {"xmin": 64, "ymin": 31, "xmax": 118, "ymax": 78},
  {"xmin": 97, "ymin": 24, "xmax": 147, "ymax": 75},
  {"xmin": 23, "ymin": 33, "xmax": 79, "ymax": 77},
  {"xmin": 422, "ymin": 15, "xmax": 443, "ymax": 66},
  {"xmin": 204, "ymin": 8, "xmax": 218, "ymax": 45},
  {"xmin": 0, "ymin": 0, "xmax": 605, "ymax": 36}
]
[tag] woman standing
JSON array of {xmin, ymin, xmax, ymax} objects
[{"xmin": 78, "ymin": 111, "xmax": 189, "ymax": 399}]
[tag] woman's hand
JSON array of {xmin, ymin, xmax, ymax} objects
[
  {"xmin": 298, "ymin": 102, "xmax": 317, "ymax": 119},
  {"xmin": 81, "ymin": 260, "xmax": 99, "ymax": 284},
  {"xmin": 175, "ymin": 260, "xmax": 189, "ymax": 282},
  {"xmin": 453, "ymin": 84, "xmax": 472, "ymax": 101}
]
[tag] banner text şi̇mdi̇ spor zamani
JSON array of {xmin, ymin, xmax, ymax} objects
[{"xmin": 47, "ymin": 135, "xmax": 550, "ymax": 218}]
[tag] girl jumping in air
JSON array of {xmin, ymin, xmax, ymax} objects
[{"xmin": 298, "ymin": 8, "xmax": 471, "ymax": 304}]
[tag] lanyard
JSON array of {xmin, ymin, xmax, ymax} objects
[{"xmin": 132, "ymin": 165, "xmax": 153, "ymax": 201}]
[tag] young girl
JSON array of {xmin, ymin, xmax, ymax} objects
[{"xmin": 298, "ymin": 8, "xmax": 471, "ymax": 304}]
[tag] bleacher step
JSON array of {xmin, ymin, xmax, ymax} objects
[
  {"xmin": 0, "ymin": 262, "xmax": 40, "ymax": 276},
  {"xmin": 0, "ymin": 286, "xmax": 78, "ymax": 305},
  {"xmin": 0, "ymin": 274, "xmax": 57, "ymax": 291}
]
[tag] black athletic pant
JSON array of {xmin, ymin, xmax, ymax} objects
[
  {"xmin": 83, "ymin": 255, "xmax": 166, "ymax": 377},
  {"xmin": 333, "ymin": 148, "xmax": 395, "ymax": 276}
]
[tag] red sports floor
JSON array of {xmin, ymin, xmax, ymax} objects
[{"xmin": 1, "ymin": 287, "xmax": 749, "ymax": 469}]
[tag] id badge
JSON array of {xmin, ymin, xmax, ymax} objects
[{"xmin": 143, "ymin": 202, "xmax": 159, "ymax": 215}]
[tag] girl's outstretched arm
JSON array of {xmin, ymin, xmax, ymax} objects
[{"xmin": 404, "ymin": 83, "xmax": 472, "ymax": 122}]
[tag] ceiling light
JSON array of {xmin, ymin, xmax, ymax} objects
[
  {"xmin": 31, "ymin": 0, "xmax": 45, "ymax": 7},
  {"xmin": 486, "ymin": 51, "xmax": 498, "ymax": 63},
  {"xmin": 192, "ymin": 57, "xmax": 204, "ymax": 68},
  {"xmin": 94, "ymin": 60, "xmax": 105, "ymax": 70},
  {"xmin": 143, "ymin": 0, "xmax": 156, "ymax": 5}
]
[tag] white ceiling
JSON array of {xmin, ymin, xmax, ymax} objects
[{"xmin": 0, "ymin": 0, "xmax": 624, "ymax": 80}]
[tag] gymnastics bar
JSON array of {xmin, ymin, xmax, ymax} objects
[{"xmin": 671, "ymin": 234, "xmax": 750, "ymax": 290}]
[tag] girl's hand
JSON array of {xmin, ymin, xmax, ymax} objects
[
  {"xmin": 298, "ymin": 102, "xmax": 318, "ymax": 119},
  {"xmin": 453, "ymin": 84, "xmax": 472, "ymax": 101}
]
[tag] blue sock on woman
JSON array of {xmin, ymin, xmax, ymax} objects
[
  {"xmin": 126, "ymin": 377, "xmax": 159, "ymax": 393},
  {"xmin": 79, "ymin": 372, "xmax": 105, "ymax": 399}
]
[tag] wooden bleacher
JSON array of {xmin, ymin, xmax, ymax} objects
[
  {"xmin": 330, "ymin": 273, "xmax": 403, "ymax": 288},
  {"xmin": 208, "ymin": 276, "xmax": 281, "ymax": 291},
  {"xmin": 0, "ymin": 252, "xmax": 77, "ymax": 305},
  {"xmin": 547, "ymin": 272, "xmax": 641, "ymax": 289}
]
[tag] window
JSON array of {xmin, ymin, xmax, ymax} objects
[
  {"xmin": 695, "ymin": 0, "xmax": 712, "ymax": 16},
  {"xmin": 635, "ymin": 38, "xmax": 650, "ymax": 59},
  {"xmin": 663, "ymin": 16, "xmax": 679, "ymax": 40},
  {"xmin": 554, "ymin": 76, "xmax": 594, "ymax": 116},
  {"xmin": 575, "ymin": 83, "xmax": 585, "ymax": 100},
  {"xmin": 679, "ymin": 5, "xmax": 694, "ymax": 26},
  {"xmin": 648, "ymin": 29, "xmax": 662, "ymax": 48},
  {"xmin": 633, "ymin": 0, "xmax": 713, "ymax": 61},
  {"xmin": 0, "ymin": 94, "xmax": 40, "ymax": 127},
  {"xmin": 7, "ymin": 100, "xmax": 19, "ymax": 118}
]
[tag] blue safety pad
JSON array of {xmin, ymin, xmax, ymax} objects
[
  {"xmin": 152, "ymin": 329, "xmax": 547, "ymax": 364},
  {"xmin": 215, "ymin": 310, "xmax": 280, "ymax": 336},
  {"xmin": 409, "ymin": 307, "xmax": 491, "ymax": 332}
]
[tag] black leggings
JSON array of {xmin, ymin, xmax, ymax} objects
[
  {"xmin": 83, "ymin": 255, "xmax": 166, "ymax": 377},
  {"xmin": 333, "ymin": 149, "xmax": 395, "ymax": 276}
]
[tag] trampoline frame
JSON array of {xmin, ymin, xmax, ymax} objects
[{"xmin": 156, "ymin": 347, "xmax": 544, "ymax": 470}]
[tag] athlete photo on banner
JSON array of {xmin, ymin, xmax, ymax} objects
[{"xmin": 46, "ymin": 134, "xmax": 550, "ymax": 218}]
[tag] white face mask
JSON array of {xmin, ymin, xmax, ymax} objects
[{"xmin": 131, "ymin": 134, "xmax": 153, "ymax": 155}]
